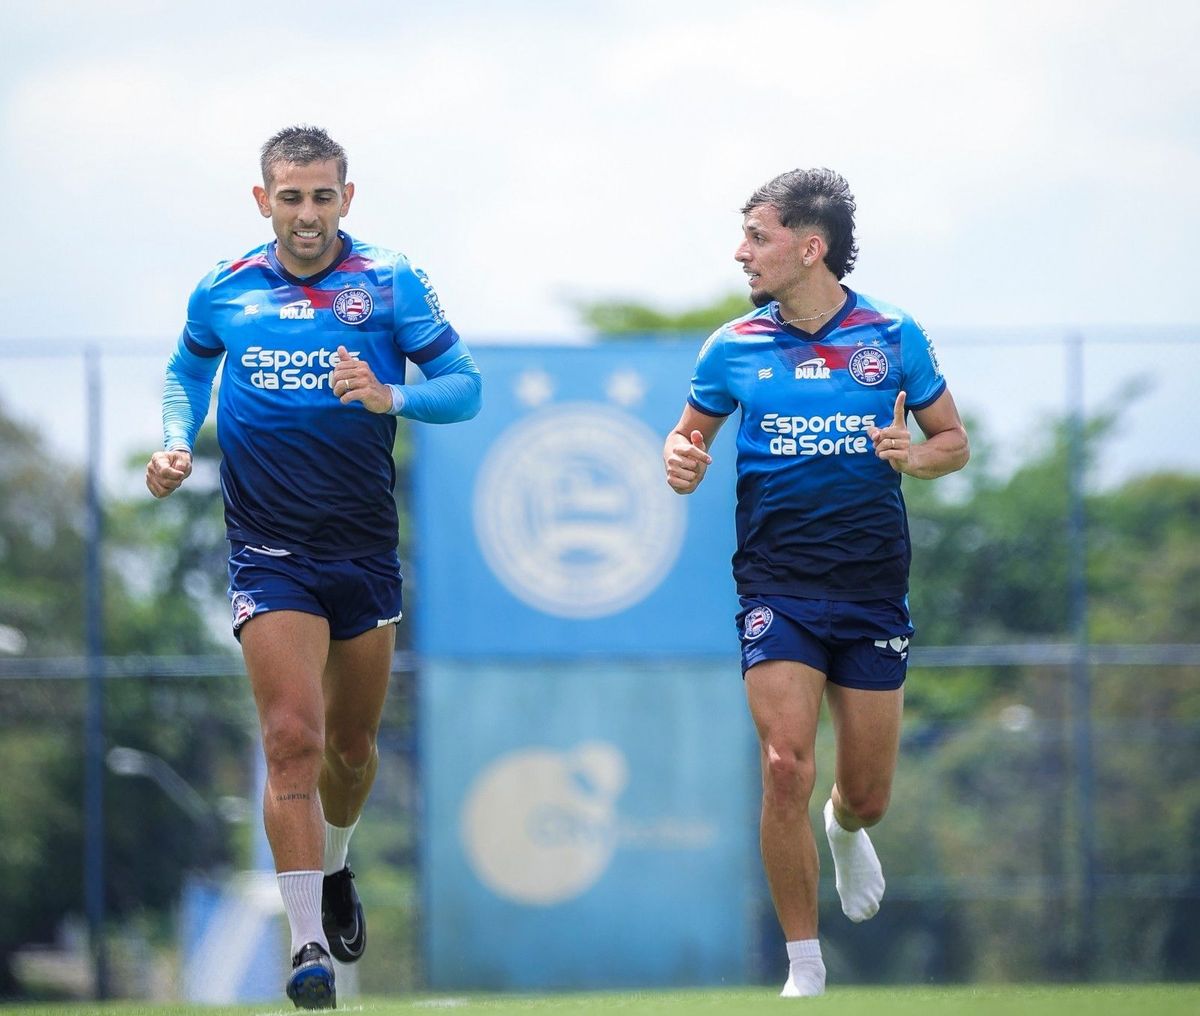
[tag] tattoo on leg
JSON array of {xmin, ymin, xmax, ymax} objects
[{"xmin": 274, "ymin": 792, "xmax": 312, "ymax": 802}]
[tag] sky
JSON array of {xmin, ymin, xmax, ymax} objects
[{"xmin": 0, "ymin": 0, "xmax": 1197, "ymax": 489}]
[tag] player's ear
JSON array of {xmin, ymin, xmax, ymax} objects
[
  {"xmin": 340, "ymin": 181, "xmax": 355, "ymax": 216},
  {"xmin": 803, "ymin": 232, "xmax": 824, "ymax": 267},
  {"xmin": 252, "ymin": 185, "xmax": 271, "ymax": 218}
]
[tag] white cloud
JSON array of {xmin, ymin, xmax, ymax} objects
[
  {"xmin": 0, "ymin": 0, "xmax": 1195, "ymax": 489},
  {"xmin": 0, "ymin": 0, "xmax": 1196, "ymax": 344}
]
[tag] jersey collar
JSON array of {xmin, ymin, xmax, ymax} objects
[
  {"xmin": 769, "ymin": 285, "xmax": 857, "ymax": 341},
  {"xmin": 266, "ymin": 231, "xmax": 352, "ymax": 287}
]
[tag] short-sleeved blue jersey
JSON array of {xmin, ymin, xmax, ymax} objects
[
  {"xmin": 688, "ymin": 288, "xmax": 947, "ymax": 600},
  {"xmin": 176, "ymin": 232, "xmax": 469, "ymax": 559}
]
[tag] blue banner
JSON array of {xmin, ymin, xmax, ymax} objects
[
  {"xmin": 412, "ymin": 343, "xmax": 739, "ymax": 656},
  {"xmin": 414, "ymin": 343, "xmax": 759, "ymax": 990},
  {"xmin": 420, "ymin": 659, "xmax": 757, "ymax": 990}
]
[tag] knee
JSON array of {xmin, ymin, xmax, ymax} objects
[
  {"xmin": 837, "ymin": 785, "xmax": 891, "ymax": 828},
  {"xmin": 261, "ymin": 714, "xmax": 324, "ymax": 776},
  {"xmin": 763, "ymin": 743, "xmax": 815, "ymax": 809},
  {"xmin": 325, "ymin": 729, "xmax": 379, "ymax": 780}
]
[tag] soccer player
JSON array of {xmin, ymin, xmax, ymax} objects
[
  {"xmin": 145, "ymin": 126, "xmax": 482, "ymax": 1009},
  {"xmin": 663, "ymin": 169, "xmax": 968, "ymax": 997}
]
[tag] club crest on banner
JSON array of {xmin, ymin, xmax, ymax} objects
[{"xmin": 473, "ymin": 402, "xmax": 685, "ymax": 619}]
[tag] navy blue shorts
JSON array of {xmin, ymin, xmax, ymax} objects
[
  {"xmin": 227, "ymin": 542, "xmax": 404, "ymax": 641},
  {"xmin": 736, "ymin": 594, "xmax": 914, "ymax": 690}
]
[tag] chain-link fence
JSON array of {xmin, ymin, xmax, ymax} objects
[{"xmin": 0, "ymin": 330, "xmax": 1196, "ymax": 999}]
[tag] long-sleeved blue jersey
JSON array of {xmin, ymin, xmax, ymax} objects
[
  {"xmin": 688, "ymin": 288, "xmax": 945, "ymax": 600},
  {"xmin": 162, "ymin": 232, "xmax": 481, "ymax": 559}
]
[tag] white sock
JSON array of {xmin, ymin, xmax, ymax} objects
[
  {"xmin": 781, "ymin": 939, "xmax": 825, "ymax": 997},
  {"xmin": 324, "ymin": 818, "xmax": 359, "ymax": 875},
  {"xmin": 277, "ymin": 870, "xmax": 329, "ymax": 958},
  {"xmin": 824, "ymin": 798, "xmax": 885, "ymax": 922}
]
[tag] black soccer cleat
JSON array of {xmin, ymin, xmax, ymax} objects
[
  {"xmin": 322, "ymin": 866, "xmax": 366, "ymax": 963},
  {"xmin": 286, "ymin": 941, "xmax": 336, "ymax": 1010}
]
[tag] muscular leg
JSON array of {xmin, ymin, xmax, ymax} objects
[
  {"xmin": 823, "ymin": 683, "xmax": 903, "ymax": 921},
  {"xmin": 744, "ymin": 659, "xmax": 826, "ymax": 940},
  {"xmin": 319, "ymin": 623, "xmax": 395, "ymax": 828},
  {"xmin": 241, "ymin": 610, "xmax": 331, "ymax": 873},
  {"xmin": 826, "ymin": 683, "xmax": 903, "ymax": 830}
]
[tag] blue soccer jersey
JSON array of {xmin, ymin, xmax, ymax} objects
[
  {"xmin": 688, "ymin": 288, "xmax": 946, "ymax": 600},
  {"xmin": 161, "ymin": 232, "xmax": 481, "ymax": 559}
]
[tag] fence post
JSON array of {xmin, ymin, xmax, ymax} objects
[
  {"xmin": 83, "ymin": 345, "xmax": 109, "ymax": 998},
  {"xmin": 1066, "ymin": 331, "xmax": 1096, "ymax": 975}
]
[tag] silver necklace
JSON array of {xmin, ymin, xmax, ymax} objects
[{"xmin": 779, "ymin": 296, "xmax": 845, "ymax": 325}]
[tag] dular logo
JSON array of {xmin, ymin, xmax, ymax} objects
[
  {"xmin": 473, "ymin": 402, "xmax": 685, "ymax": 619},
  {"xmin": 793, "ymin": 357, "xmax": 831, "ymax": 380},
  {"xmin": 279, "ymin": 299, "xmax": 315, "ymax": 321},
  {"xmin": 460, "ymin": 742, "xmax": 627, "ymax": 905}
]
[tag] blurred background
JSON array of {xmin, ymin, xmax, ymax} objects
[{"xmin": 0, "ymin": 0, "xmax": 1197, "ymax": 1004}]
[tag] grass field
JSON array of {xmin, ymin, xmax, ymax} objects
[{"xmin": 5, "ymin": 985, "xmax": 1198, "ymax": 1016}]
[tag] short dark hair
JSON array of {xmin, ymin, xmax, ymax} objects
[
  {"xmin": 742, "ymin": 168, "xmax": 859, "ymax": 279},
  {"xmin": 260, "ymin": 125, "xmax": 348, "ymax": 186}
]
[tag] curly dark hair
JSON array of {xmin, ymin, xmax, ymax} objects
[
  {"xmin": 260, "ymin": 125, "xmax": 348, "ymax": 186},
  {"xmin": 742, "ymin": 168, "xmax": 859, "ymax": 279}
]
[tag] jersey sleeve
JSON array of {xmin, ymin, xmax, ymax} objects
[
  {"xmin": 687, "ymin": 328, "xmax": 737, "ymax": 417},
  {"xmin": 387, "ymin": 260, "xmax": 482, "ymax": 423},
  {"xmin": 162, "ymin": 272, "xmax": 225, "ymax": 451},
  {"xmin": 900, "ymin": 316, "xmax": 947, "ymax": 411},
  {"xmin": 388, "ymin": 341, "xmax": 482, "ymax": 424},
  {"xmin": 391, "ymin": 260, "xmax": 457, "ymax": 358}
]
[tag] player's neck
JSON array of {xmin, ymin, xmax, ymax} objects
[
  {"xmin": 273, "ymin": 239, "xmax": 343, "ymax": 280},
  {"xmin": 775, "ymin": 280, "xmax": 847, "ymax": 333}
]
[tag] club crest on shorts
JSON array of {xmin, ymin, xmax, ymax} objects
[
  {"xmin": 848, "ymin": 346, "xmax": 889, "ymax": 386},
  {"xmin": 333, "ymin": 288, "xmax": 373, "ymax": 325},
  {"xmin": 742, "ymin": 605, "xmax": 774, "ymax": 640},
  {"xmin": 231, "ymin": 592, "xmax": 257, "ymax": 630}
]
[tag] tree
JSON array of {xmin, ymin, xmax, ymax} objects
[
  {"xmin": 577, "ymin": 292, "xmax": 751, "ymax": 337},
  {"xmin": 0, "ymin": 400, "xmax": 247, "ymax": 996}
]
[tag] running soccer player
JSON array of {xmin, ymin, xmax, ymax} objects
[
  {"xmin": 663, "ymin": 169, "xmax": 968, "ymax": 997},
  {"xmin": 146, "ymin": 126, "xmax": 482, "ymax": 1010}
]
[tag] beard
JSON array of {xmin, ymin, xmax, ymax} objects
[{"xmin": 750, "ymin": 288, "xmax": 774, "ymax": 308}]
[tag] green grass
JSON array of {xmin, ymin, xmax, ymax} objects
[{"xmin": 4, "ymin": 985, "xmax": 1199, "ymax": 1016}]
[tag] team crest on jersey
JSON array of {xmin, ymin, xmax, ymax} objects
[
  {"xmin": 848, "ymin": 347, "xmax": 889, "ymax": 386},
  {"xmin": 333, "ymin": 288, "xmax": 373, "ymax": 325},
  {"xmin": 742, "ymin": 605, "xmax": 774, "ymax": 641},
  {"xmin": 231, "ymin": 592, "xmax": 257, "ymax": 631}
]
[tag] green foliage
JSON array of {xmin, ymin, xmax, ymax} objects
[
  {"xmin": 106, "ymin": 424, "xmax": 229, "ymax": 655},
  {"xmin": 0, "ymin": 412, "xmax": 88, "ymax": 655},
  {"xmin": 577, "ymin": 292, "xmax": 752, "ymax": 337},
  {"xmin": 0, "ymin": 403, "xmax": 249, "ymax": 993}
]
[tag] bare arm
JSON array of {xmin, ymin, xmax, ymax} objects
[
  {"xmin": 664, "ymin": 404, "xmax": 727, "ymax": 494},
  {"xmin": 868, "ymin": 389, "xmax": 969, "ymax": 479}
]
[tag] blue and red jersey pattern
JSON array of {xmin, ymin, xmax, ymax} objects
[
  {"xmin": 176, "ymin": 232, "xmax": 463, "ymax": 560},
  {"xmin": 688, "ymin": 288, "xmax": 947, "ymax": 600}
]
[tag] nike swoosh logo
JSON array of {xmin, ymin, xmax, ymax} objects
[{"xmin": 339, "ymin": 913, "xmax": 365, "ymax": 954}]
